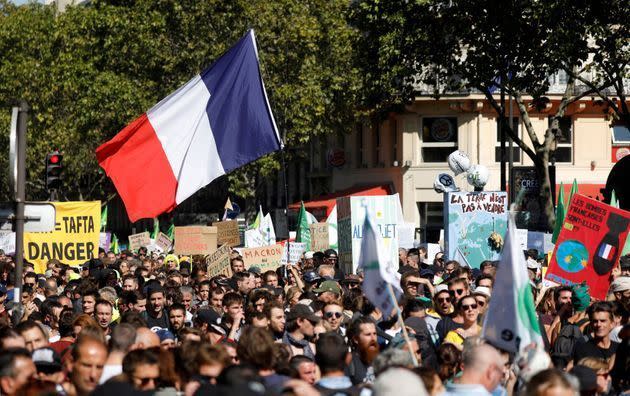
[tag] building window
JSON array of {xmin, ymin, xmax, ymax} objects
[
  {"xmin": 549, "ymin": 116, "xmax": 573, "ymax": 163},
  {"xmin": 495, "ymin": 117, "xmax": 521, "ymax": 162},
  {"xmin": 611, "ymin": 123, "xmax": 630, "ymax": 146},
  {"xmin": 418, "ymin": 202, "xmax": 443, "ymax": 243},
  {"xmin": 421, "ymin": 117, "xmax": 458, "ymax": 163}
]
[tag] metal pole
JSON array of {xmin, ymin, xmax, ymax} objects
[
  {"xmin": 280, "ymin": 149, "xmax": 291, "ymax": 279},
  {"xmin": 500, "ymin": 79, "xmax": 506, "ymax": 191},
  {"xmin": 508, "ymin": 94, "xmax": 514, "ymax": 197},
  {"xmin": 14, "ymin": 101, "xmax": 29, "ymax": 303}
]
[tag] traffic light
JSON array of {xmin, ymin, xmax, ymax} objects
[{"xmin": 45, "ymin": 151, "xmax": 63, "ymax": 190}]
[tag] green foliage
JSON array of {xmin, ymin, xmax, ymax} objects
[{"xmin": 0, "ymin": 0, "xmax": 360, "ymax": 202}]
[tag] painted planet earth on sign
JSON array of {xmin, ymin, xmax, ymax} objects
[{"xmin": 556, "ymin": 239, "xmax": 589, "ymax": 273}]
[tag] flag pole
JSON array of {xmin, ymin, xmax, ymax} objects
[
  {"xmin": 386, "ymin": 283, "xmax": 419, "ymax": 367},
  {"xmin": 281, "ymin": 148, "xmax": 291, "ymax": 280}
]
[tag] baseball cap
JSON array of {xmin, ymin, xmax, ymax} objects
[
  {"xmin": 286, "ymin": 304, "xmax": 320, "ymax": 323},
  {"xmin": 610, "ymin": 276, "xmax": 630, "ymax": 292},
  {"xmin": 32, "ymin": 347, "xmax": 62, "ymax": 374},
  {"xmin": 313, "ymin": 280, "xmax": 341, "ymax": 294},
  {"xmin": 304, "ymin": 251, "xmax": 314, "ymax": 260},
  {"xmin": 155, "ymin": 329, "xmax": 175, "ymax": 342},
  {"xmin": 434, "ymin": 284, "xmax": 449, "ymax": 295},
  {"xmin": 472, "ymin": 286, "xmax": 491, "ymax": 299}
]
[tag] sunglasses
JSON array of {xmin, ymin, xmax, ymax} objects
[
  {"xmin": 324, "ymin": 312, "xmax": 342, "ymax": 319},
  {"xmin": 475, "ymin": 299, "xmax": 486, "ymax": 307},
  {"xmin": 462, "ymin": 303, "xmax": 478, "ymax": 311},
  {"xmin": 449, "ymin": 289, "xmax": 465, "ymax": 296},
  {"xmin": 134, "ymin": 376, "xmax": 159, "ymax": 386},
  {"xmin": 436, "ymin": 297, "xmax": 451, "ymax": 303}
]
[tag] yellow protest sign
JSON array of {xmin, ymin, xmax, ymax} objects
[{"xmin": 24, "ymin": 201, "xmax": 100, "ymax": 273}]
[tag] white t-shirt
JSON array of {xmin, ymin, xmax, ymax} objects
[{"xmin": 99, "ymin": 364, "xmax": 122, "ymax": 384}]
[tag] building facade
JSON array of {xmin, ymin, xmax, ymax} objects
[{"xmin": 319, "ymin": 89, "xmax": 629, "ymax": 243}]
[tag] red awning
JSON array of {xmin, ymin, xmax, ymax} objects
[
  {"xmin": 289, "ymin": 184, "xmax": 393, "ymax": 217},
  {"xmin": 556, "ymin": 183, "xmax": 605, "ymax": 202}
]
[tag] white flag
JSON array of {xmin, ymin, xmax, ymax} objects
[
  {"xmin": 260, "ymin": 213, "xmax": 276, "ymax": 246},
  {"xmin": 326, "ymin": 205, "xmax": 338, "ymax": 250},
  {"xmin": 482, "ymin": 215, "xmax": 543, "ymax": 354},
  {"xmin": 244, "ymin": 228, "xmax": 265, "ymax": 248},
  {"xmin": 358, "ymin": 211, "xmax": 402, "ymax": 318}
]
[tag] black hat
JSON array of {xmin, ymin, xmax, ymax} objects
[
  {"xmin": 32, "ymin": 347, "xmax": 62, "ymax": 374},
  {"xmin": 286, "ymin": 304, "xmax": 320, "ymax": 323}
]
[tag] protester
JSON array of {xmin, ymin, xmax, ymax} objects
[{"xmin": 0, "ymin": 221, "xmax": 628, "ymax": 396}]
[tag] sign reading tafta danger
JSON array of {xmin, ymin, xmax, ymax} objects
[{"xmin": 546, "ymin": 194, "xmax": 630, "ymax": 299}]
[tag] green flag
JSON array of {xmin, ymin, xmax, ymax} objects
[
  {"xmin": 167, "ymin": 223, "xmax": 175, "ymax": 240},
  {"xmin": 110, "ymin": 234, "xmax": 120, "ymax": 254},
  {"xmin": 296, "ymin": 202, "xmax": 311, "ymax": 250},
  {"xmin": 151, "ymin": 218, "xmax": 160, "ymax": 239},
  {"xmin": 568, "ymin": 179, "xmax": 578, "ymax": 207},
  {"xmin": 552, "ymin": 182, "xmax": 566, "ymax": 244},
  {"xmin": 100, "ymin": 205, "xmax": 108, "ymax": 231},
  {"xmin": 250, "ymin": 206, "xmax": 263, "ymax": 230}
]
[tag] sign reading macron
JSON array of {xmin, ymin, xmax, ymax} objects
[{"xmin": 24, "ymin": 201, "xmax": 100, "ymax": 273}]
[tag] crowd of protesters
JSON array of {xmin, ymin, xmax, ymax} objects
[{"xmin": 0, "ymin": 244, "xmax": 628, "ymax": 396}]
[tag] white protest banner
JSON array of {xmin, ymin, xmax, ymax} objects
[
  {"xmin": 397, "ymin": 222, "xmax": 415, "ymax": 249},
  {"xmin": 0, "ymin": 232, "xmax": 16, "ymax": 255},
  {"xmin": 426, "ymin": 243, "xmax": 442, "ymax": 263},
  {"xmin": 128, "ymin": 232, "xmax": 151, "ymax": 252},
  {"xmin": 280, "ymin": 242, "xmax": 307, "ymax": 265},
  {"xmin": 516, "ymin": 229, "xmax": 528, "ymax": 251},
  {"xmin": 245, "ymin": 229, "xmax": 265, "ymax": 248}
]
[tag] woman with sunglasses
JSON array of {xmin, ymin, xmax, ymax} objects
[{"xmin": 443, "ymin": 296, "xmax": 481, "ymax": 349}]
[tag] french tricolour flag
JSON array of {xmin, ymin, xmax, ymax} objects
[
  {"xmin": 597, "ymin": 243, "xmax": 616, "ymax": 261},
  {"xmin": 96, "ymin": 30, "xmax": 281, "ymax": 222}
]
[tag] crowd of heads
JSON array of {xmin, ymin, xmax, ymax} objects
[{"xmin": 0, "ymin": 244, "xmax": 627, "ymax": 395}]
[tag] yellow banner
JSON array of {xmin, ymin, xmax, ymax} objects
[{"xmin": 24, "ymin": 201, "xmax": 100, "ymax": 273}]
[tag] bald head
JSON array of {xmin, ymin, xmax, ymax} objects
[
  {"xmin": 460, "ymin": 344, "xmax": 504, "ymax": 392},
  {"xmin": 134, "ymin": 327, "xmax": 160, "ymax": 349}
]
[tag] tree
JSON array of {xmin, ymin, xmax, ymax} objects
[
  {"xmin": 0, "ymin": 0, "xmax": 360, "ymax": 216},
  {"xmin": 350, "ymin": 0, "xmax": 626, "ymax": 229}
]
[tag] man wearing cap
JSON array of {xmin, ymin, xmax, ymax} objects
[
  {"xmin": 303, "ymin": 251, "xmax": 315, "ymax": 269},
  {"xmin": 610, "ymin": 276, "xmax": 630, "ymax": 311},
  {"xmin": 472, "ymin": 286, "xmax": 491, "ymax": 316},
  {"xmin": 425, "ymin": 284, "xmax": 453, "ymax": 345},
  {"xmin": 32, "ymin": 347, "xmax": 65, "ymax": 384},
  {"xmin": 283, "ymin": 304, "xmax": 320, "ymax": 358},
  {"xmin": 324, "ymin": 249, "xmax": 345, "ymax": 280},
  {"xmin": 314, "ymin": 280, "xmax": 342, "ymax": 304}
]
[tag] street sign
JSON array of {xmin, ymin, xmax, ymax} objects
[
  {"xmin": 0, "ymin": 203, "xmax": 56, "ymax": 232},
  {"xmin": 9, "ymin": 107, "xmax": 18, "ymax": 199}
]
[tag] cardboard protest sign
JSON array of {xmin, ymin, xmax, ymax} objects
[
  {"xmin": 280, "ymin": 242, "xmax": 307, "ymax": 265},
  {"xmin": 338, "ymin": 195, "xmax": 400, "ymax": 274},
  {"xmin": 155, "ymin": 232, "xmax": 173, "ymax": 252},
  {"xmin": 206, "ymin": 244, "xmax": 232, "ymax": 278},
  {"xmin": 174, "ymin": 226, "xmax": 217, "ymax": 255},
  {"xmin": 309, "ymin": 223, "xmax": 329, "ymax": 252},
  {"xmin": 214, "ymin": 221, "xmax": 240, "ymax": 247},
  {"xmin": 128, "ymin": 232, "xmax": 151, "ymax": 252},
  {"xmin": 545, "ymin": 194, "xmax": 630, "ymax": 299},
  {"xmin": 24, "ymin": 201, "xmax": 100, "ymax": 273},
  {"xmin": 444, "ymin": 191, "xmax": 508, "ymax": 268},
  {"xmin": 240, "ymin": 244, "xmax": 284, "ymax": 272}
]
